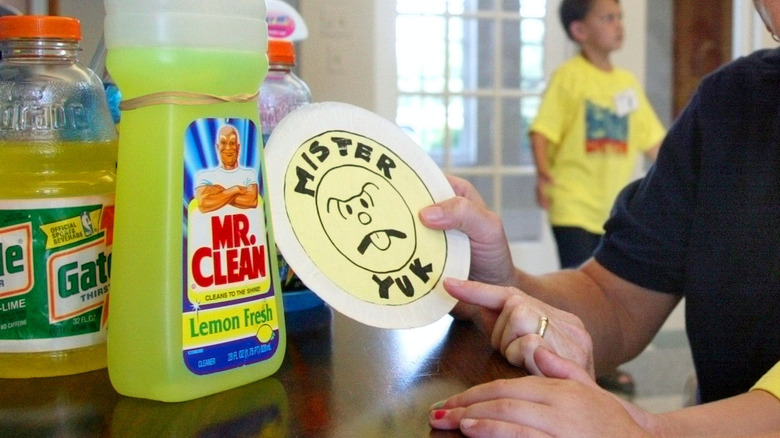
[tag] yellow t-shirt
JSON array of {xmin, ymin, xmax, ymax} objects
[
  {"xmin": 530, "ymin": 55, "xmax": 666, "ymax": 234},
  {"xmin": 752, "ymin": 361, "xmax": 780, "ymax": 399}
]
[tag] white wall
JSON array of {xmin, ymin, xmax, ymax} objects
[
  {"xmin": 613, "ymin": 0, "xmax": 649, "ymax": 84},
  {"xmin": 298, "ymin": 0, "xmax": 397, "ymax": 121},
  {"xmin": 733, "ymin": 0, "xmax": 777, "ymax": 56},
  {"xmin": 57, "ymin": 1, "xmax": 106, "ymax": 75},
  {"xmin": 645, "ymin": 0, "xmax": 674, "ymax": 127}
]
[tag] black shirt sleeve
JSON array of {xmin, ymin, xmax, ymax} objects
[{"xmin": 593, "ymin": 91, "xmax": 702, "ymax": 296}]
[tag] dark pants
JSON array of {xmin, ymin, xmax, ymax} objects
[{"xmin": 552, "ymin": 226, "xmax": 602, "ymax": 269}]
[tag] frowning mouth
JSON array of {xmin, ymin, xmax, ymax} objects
[{"xmin": 357, "ymin": 229, "xmax": 407, "ymax": 254}]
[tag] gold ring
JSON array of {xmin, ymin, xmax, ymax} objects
[{"xmin": 537, "ymin": 315, "xmax": 549, "ymax": 337}]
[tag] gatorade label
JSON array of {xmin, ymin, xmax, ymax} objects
[
  {"xmin": 183, "ymin": 118, "xmax": 281, "ymax": 376},
  {"xmin": 0, "ymin": 196, "xmax": 113, "ymax": 352}
]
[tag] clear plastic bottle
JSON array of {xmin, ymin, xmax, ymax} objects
[
  {"xmin": 259, "ymin": 39, "xmax": 322, "ymax": 313},
  {"xmin": 105, "ymin": 0, "xmax": 286, "ymax": 402},
  {"xmin": 260, "ymin": 39, "xmax": 312, "ymax": 146},
  {"xmin": 0, "ymin": 16, "xmax": 117, "ymax": 378}
]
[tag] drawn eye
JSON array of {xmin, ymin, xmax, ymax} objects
[
  {"xmin": 361, "ymin": 199, "xmax": 369, "ymax": 208},
  {"xmin": 346, "ymin": 205, "xmax": 353, "ymax": 215}
]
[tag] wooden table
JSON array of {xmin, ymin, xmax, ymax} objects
[{"xmin": 0, "ymin": 305, "xmax": 525, "ymax": 437}]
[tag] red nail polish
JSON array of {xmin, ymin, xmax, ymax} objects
[{"xmin": 433, "ymin": 409, "xmax": 447, "ymax": 420}]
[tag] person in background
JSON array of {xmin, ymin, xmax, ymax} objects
[
  {"xmin": 529, "ymin": 0, "xmax": 665, "ymax": 396},
  {"xmin": 420, "ymin": 0, "xmax": 780, "ymax": 434}
]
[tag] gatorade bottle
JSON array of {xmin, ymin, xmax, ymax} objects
[
  {"xmin": 259, "ymin": 39, "xmax": 323, "ymax": 313},
  {"xmin": 0, "ymin": 16, "xmax": 117, "ymax": 378},
  {"xmin": 104, "ymin": 0, "xmax": 286, "ymax": 402}
]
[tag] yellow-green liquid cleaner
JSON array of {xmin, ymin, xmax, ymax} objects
[
  {"xmin": 107, "ymin": 47, "xmax": 286, "ymax": 402},
  {"xmin": 0, "ymin": 139, "xmax": 117, "ymax": 378}
]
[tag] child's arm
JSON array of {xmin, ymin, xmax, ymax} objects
[
  {"xmin": 644, "ymin": 142, "xmax": 661, "ymax": 161},
  {"xmin": 530, "ymin": 131, "xmax": 553, "ymax": 209}
]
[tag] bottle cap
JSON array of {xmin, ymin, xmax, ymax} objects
[
  {"xmin": 268, "ymin": 39, "xmax": 295, "ymax": 65},
  {"xmin": 103, "ymin": 0, "xmax": 266, "ymax": 53},
  {"xmin": 0, "ymin": 15, "xmax": 81, "ymax": 40}
]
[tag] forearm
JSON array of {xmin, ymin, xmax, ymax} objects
[
  {"xmin": 653, "ymin": 390, "xmax": 780, "ymax": 437},
  {"xmin": 513, "ymin": 267, "xmax": 623, "ymax": 372},
  {"xmin": 231, "ymin": 192, "xmax": 258, "ymax": 209},
  {"xmin": 199, "ymin": 192, "xmax": 237, "ymax": 212},
  {"xmin": 529, "ymin": 132, "xmax": 551, "ymax": 178},
  {"xmin": 230, "ymin": 185, "xmax": 259, "ymax": 209},
  {"xmin": 196, "ymin": 185, "xmax": 235, "ymax": 213}
]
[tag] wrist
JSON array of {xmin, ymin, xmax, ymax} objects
[{"xmin": 537, "ymin": 172, "xmax": 552, "ymax": 182}]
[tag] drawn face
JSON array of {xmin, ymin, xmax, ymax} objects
[
  {"xmin": 217, "ymin": 126, "xmax": 240, "ymax": 169},
  {"xmin": 316, "ymin": 166, "xmax": 416, "ymax": 273},
  {"xmin": 278, "ymin": 127, "xmax": 457, "ymax": 310}
]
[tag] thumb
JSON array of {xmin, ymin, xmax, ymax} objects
[{"xmin": 534, "ymin": 346, "xmax": 598, "ymax": 388}]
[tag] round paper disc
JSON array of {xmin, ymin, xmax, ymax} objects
[{"xmin": 264, "ymin": 102, "xmax": 469, "ymax": 329}]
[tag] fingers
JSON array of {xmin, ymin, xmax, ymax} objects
[
  {"xmin": 445, "ymin": 175, "xmax": 489, "ymax": 209},
  {"xmin": 443, "ymin": 278, "xmax": 514, "ymax": 312},
  {"xmin": 492, "ymin": 295, "xmax": 544, "ymax": 348},
  {"xmin": 420, "ymin": 175, "xmax": 516, "ymax": 286},
  {"xmin": 431, "ymin": 406, "xmax": 553, "ymax": 438},
  {"xmin": 503, "ymin": 335, "xmax": 545, "ymax": 375},
  {"xmin": 443, "ymin": 278, "xmax": 509, "ymax": 334},
  {"xmin": 488, "ymin": 294, "xmax": 549, "ymax": 373},
  {"xmin": 419, "ymin": 176, "xmax": 501, "ymax": 238},
  {"xmin": 442, "ymin": 279, "xmax": 589, "ymax": 377},
  {"xmin": 429, "ymin": 378, "xmax": 556, "ymax": 437},
  {"xmin": 449, "ymin": 300, "xmax": 480, "ymax": 322},
  {"xmin": 534, "ymin": 346, "xmax": 597, "ymax": 387},
  {"xmin": 459, "ymin": 417, "xmax": 552, "ymax": 438},
  {"xmin": 418, "ymin": 195, "xmax": 502, "ymax": 240},
  {"xmin": 433, "ymin": 378, "xmax": 549, "ymax": 415},
  {"xmin": 430, "ymin": 373, "xmax": 651, "ymax": 437}
]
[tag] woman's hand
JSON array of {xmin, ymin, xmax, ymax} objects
[
  {"xmin": 419, "ymin": 175, "xmax": 516, "ymax": 288},
  {"xmin": 430, "ymin": 347, "xmax": 658, "ymax": 437},
  {"xmin": 420, "ymin": 176, "xmax": 593, "ymax": 375},
  {"xmin": 444, "ymin": 278, "xmax": 594, "ymax": 377}
]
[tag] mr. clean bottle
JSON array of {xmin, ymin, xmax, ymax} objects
[{"xmin": 104, "ymin": 0, "xmax": 286, "ymax": 401}]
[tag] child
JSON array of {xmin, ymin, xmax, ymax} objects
[{"xmin": 528, "ymin": 0, "xmax": 665, "ymax": 395}]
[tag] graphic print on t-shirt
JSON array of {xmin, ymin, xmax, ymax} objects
[{"xmin": 585, "ymin": 100, "xmax": 628, "ymax": 154}]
